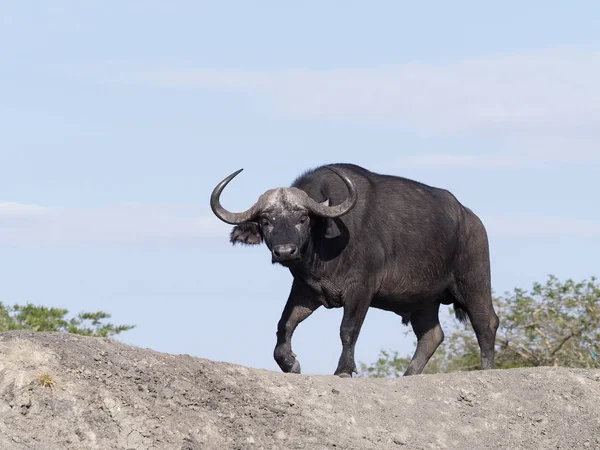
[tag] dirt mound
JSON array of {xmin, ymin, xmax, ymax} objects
[{"xmin": 1, "ymin": 331, "xmax": 599, "ymax": 449}]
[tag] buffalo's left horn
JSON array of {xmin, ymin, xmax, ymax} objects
[
  {"xmin": 210, "ymin": 169, "xmax": 261, "ymax": 224},
  {"xmin": 305, "ymin": 166, "xmax": 358, "ymax": 218}
]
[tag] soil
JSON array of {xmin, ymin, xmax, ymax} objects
[{"xmin": 1, "ymin": 331, "xmax": 599, "ymax": 450}]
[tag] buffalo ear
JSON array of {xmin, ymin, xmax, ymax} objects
[{"xmin": 230, "ymin": 222, "xmax": 263, "ymax": 245}]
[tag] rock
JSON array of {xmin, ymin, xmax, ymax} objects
[{"xmin": 0, "ymin": 331, "xmax": 599, "ymax": 450}]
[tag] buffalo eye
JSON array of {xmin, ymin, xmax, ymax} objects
[
  {"xmin": 299, "ymin": 215, "xmax": 308, "ymax": 225},
  {"xmin": 260, "ymin": 217, "xmax": 272, "ymax": 228}
]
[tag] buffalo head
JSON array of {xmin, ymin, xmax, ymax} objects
[{"xmin": 210, "ymin": 167, "xmax": 358, "ymax": 265}]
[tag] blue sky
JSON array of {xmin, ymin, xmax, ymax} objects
[{"xmin": 1, "ymin": 1, "xmax": 599, "ymax": 375}]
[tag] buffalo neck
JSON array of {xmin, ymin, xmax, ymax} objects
[{"xmin": 289, "ymin": 221, "xmax": 348, "ymax": 280}]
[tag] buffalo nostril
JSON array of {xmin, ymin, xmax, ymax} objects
[{"xmin": 273, "ymin": 244, "xmax": 298, "ymax": 260}]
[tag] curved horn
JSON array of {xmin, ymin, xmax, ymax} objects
[
  {"xmin": 305, "ymin": 166, "xmax": 358, "ymax": 218},
  {"xmin": 210, "ymin": 169, "xmax": 262, "ymax": 224}
]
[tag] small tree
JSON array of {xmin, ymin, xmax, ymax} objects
[
  {"xmin": 0, "ymin": 302, "xmax": 135, "ymax": 338},
  {"xmin": 358, "ymin": 275, "xmax": 600, "ymax": 377}
]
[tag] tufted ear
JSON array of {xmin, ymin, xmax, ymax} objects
[{"xmin": 230, "ymin": 222, "xmax": 263, "ymax": 245}]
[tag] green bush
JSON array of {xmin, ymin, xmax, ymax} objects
[
  {"xmin": 0, "ymin": 302, "xmax": 135, "ymax": 338},
  {"xmin": 358, "ymin": 275, "xmax": 600, "ymax": 377}
]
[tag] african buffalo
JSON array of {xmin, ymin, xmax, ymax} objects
[{"xmin": 210, "ymin": 163, "xmax": 499, "ymax": 377}]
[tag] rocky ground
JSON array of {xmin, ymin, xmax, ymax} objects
[{"xmin": 0, "ymin": 331, "xmax": 599, "ymax": 449}]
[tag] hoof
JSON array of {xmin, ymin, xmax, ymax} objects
[
  {"xmin": 290, "ymin": 360, "xmax": 301, "ymax": 374},
  {"xmin": 337, "ymin": 372, "xmax": 352, "ymax": 378}
]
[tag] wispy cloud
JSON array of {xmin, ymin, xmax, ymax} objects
[
  {"xmin": 109, "ymin": 47, "xmax": 600, "ymax": 141},
  {"xmin": 0, "ymin": 202, "xmax": 229, "ymax": 246},
  {"xmin": 484, "ymin": 215, "xmax": 600, "ymax": 238},
  {"xmin": 387, "ymin": 154, "xmax": 523, "ymax": 169},
  {"xmin": 386, "ymin": 136, "xmax": 600, "ymax": 168},
  {"xmin": 0, "ymin": 201, "xmax": 53, "ymax": 217}
]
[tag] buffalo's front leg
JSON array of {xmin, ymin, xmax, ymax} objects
[
  {"xmin": 334, "ymin": 287, "xmax": 371, "ymax": 377},
  {"xmin": 274, "ymin": 281, "xmax": 321, "ymax": 374}
]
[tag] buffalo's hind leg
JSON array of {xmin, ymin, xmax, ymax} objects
[
  {"xmin": 457, "ymin": 284, "xmax": 499, "ymax": 370},
  {"xmin": 455, "ymin": 214, "xmax": 500, "ymax": 370},
  {"xmin": 274, "ymin": 280, "xmax": 321, "ymax": 374},
  {"xmin": 403, "ymin": 302, "xmax": 444, "ymax": 376}
]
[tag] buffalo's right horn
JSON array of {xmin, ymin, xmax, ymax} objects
[{"xmin": 210, "ymin": 169, "xmax": 261, "ymax": 224}]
